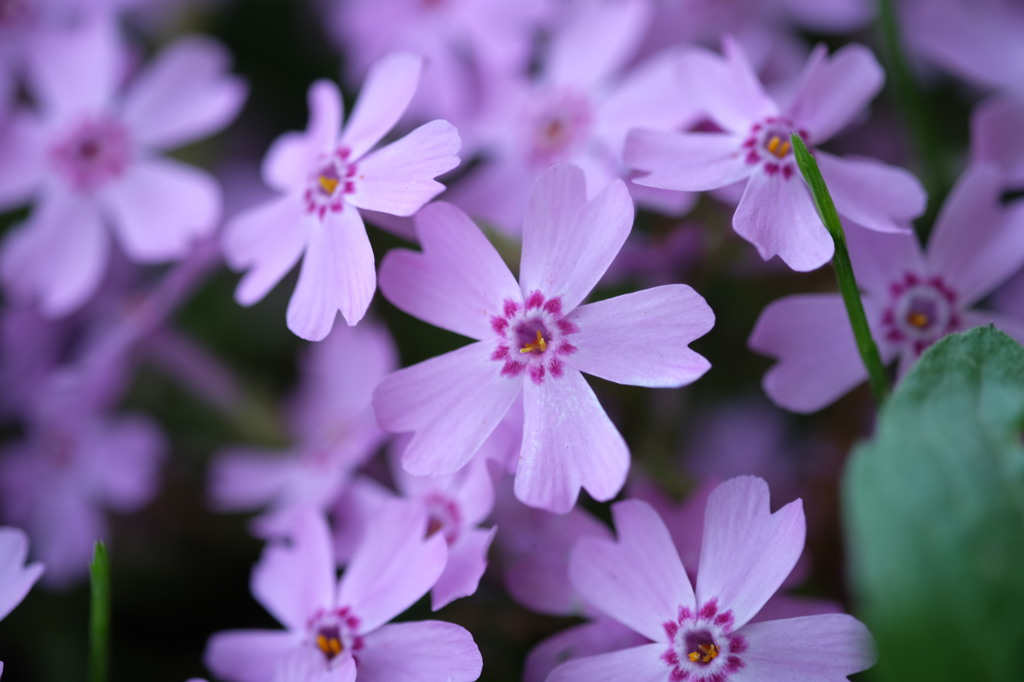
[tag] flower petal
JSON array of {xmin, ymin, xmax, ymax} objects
[
  {"xmin": 374, "ymin": 342, "xmax": 522, "ymax": 476},
  {"xmin": 546, "ymin": 0, "xmax": 649, "ymax": 89},
  {"xmin": 516, "ymin": 368, "xmax": 629, "ymax": 513},
  {"xmin": 286, "ymin": 208, "xmax": 374, "ymax": 340},
  {"xmin": 357, "ymin": 621, "xmax": 483, "ymax": 682},
  {"xmin": 695, "ymin": 477, "xmax": 805, "ymax": 629},
  {"xmin": 733, "ymin": 170, "xmax": 834, "ymax": 272},
  {"xmin": 204, "ymin": 630, "xmax": 299, "ymax": 682},
  {"xmin": 569, "ymin": 500, "xmax": 694, "ymax": 642},
  {"xmin": 0, "ymin": 191, "xmax": 108, "ymax": 317},
  {"xmin": 340, "ymin": 52, "xmax": 422, "ymax": 160},
  {"xmin": 971, "ymin": 95, "xmax": 1024, "ymax": 186},
  {"xmin": 785, "ymin": 44, "xmax": 884, "ymax": 143},
  {"xmin": 524, "ymin": 619, "xmax": 647, "ymax": 682},
  {"xmin": 927, "ymin": 163, "xmax": 1024, "ymax": 305},
  {"xmin": 960, "ymin": 310, "xmax": 1024, "ymax": 347},
  {"xmin": 0, "ymin": 110, "xmax": 47, "ymax": 210},
  {"xmin": 734, "ymin": 614, "xmax": 876, "ymax": 681},
  {"xmin": 0, "ymin": 527, "xmax": 44, "ymax": 621},
  {"xmin": 686, "ymin": 38, "xmax": 777, "ymax": 134},
  {"xmin": 207, "ymin": 447, "xmax": 292, "ymax": 511},
  {"xmin": 379, "ymin": 201, "xmax": 521, "ymax": 340},
  {"xmin": 817, "ymin": 151, "xmax": 924, "ymax": 234},
  {"xmin": 430, "ymin": 526, "xmax": 496, "ymax": 610},
  {"xmin": 749, "ymin": 293, "xmax": 893, "ymax": 413},
  {"xmin": 626, "ymin": 130, "xmax": 750, "ymax": 192},
  {"xmin": 336, "ymin": 501, "xmax": 446, "ymax": 632},
  {"xmin": 121, "ymin": 35, "xmax": 246, "ymax": 150},
  {"xmin": 520, "ymin": 164, "xmax": 633, "ymax": 311},
  {"xmin": 262, "ymin": 80, "xmax": 342, "ymax": 192},
  {"xmin": 547, "ymin": 643, "xmax": 670, "ymax": 682},
  {"xmin": 27, "ymin": 18, "xmax": 121, "ymax": 118},
  {"xmin": 565, "ymin": 285, "xmax": 714, "ymax": 387},
  {"xmin": 100, "ymin": 157, "xmax": 220, "ymax": 262},
  {"xmin": 251, "ymin": 509, "xmax": 336, "ymax": 631},
  {"xmin": 347, "ymin": 119, "xmax": 460, "ymax": 217},
  {"xmin": 223, "ymin": 195, "xmax": 309, "ymax": 306}
]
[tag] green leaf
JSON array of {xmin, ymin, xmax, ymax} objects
[
  {"xmin": 844, "ymin": 326, "xmax": 1024, "ymax": 681},
  {"xmin": 89, "ymin": 541, "xmax": 111, "ymax": 682}
]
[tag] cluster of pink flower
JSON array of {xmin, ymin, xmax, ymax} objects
[{"xmin": 1, "ymin": 0, "xmax": 1023, "ymax": 680}]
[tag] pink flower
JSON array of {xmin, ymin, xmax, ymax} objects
[
  {"xmin": 626, "ymin": 37, "xmax": 926, "ymax": 271},
  {"xmin": 373, "ymin": 163, "xmax": 714, "ymax": 513},
  {"xmin": 204, "ymin": 507, "xmax": 482, "ymax": 682},
  {"xmin": 208, "ymin": 322, "xmax": 396, "ymax": 537},
  {"xmin": 388, "ymin": 454, "xmax": 497, "ymax": 611},
  {"xmin": 448, "ymin": 1, "xmax": 701, "ymax": 232},
  {"xmin": 0, "ymin": 18, "xmax": 245, "ymax": 315},
  {"xmin": 328, "ymin": 0, "xmax": 550, "ymax": 129},
  {"xmin": 548, "ymin": 477, "xmax": 875, "ymax": 682},
  {"xmin": 222, "ymin": 53, "xmax": 461, "ymax": 341},
  {"xmin": 750, "ymin": 164, "xmax": 1024, "ymax": 412}
]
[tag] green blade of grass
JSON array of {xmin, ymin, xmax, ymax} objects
[
  {"xmin": 89, "ymin": 541, "xmax": 110, "ymax": 682},
  {"xmin": 791, "ymin": 133, "xmax": 891, "ymax": 407}
]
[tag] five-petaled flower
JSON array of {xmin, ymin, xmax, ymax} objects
[{"xmin": 373, "ymin": 162, "xmax": 714, "ymax": 513}]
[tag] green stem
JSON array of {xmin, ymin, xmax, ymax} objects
[
  {"xmin": 89, "ymin": 542, "xmax": 111, "ymax": 682},
  {"xmin": 791, "ymin": 134, "xmax": 891, "ymax": 407},
  {"xmin": 875, "ymin": 0, "xmax": 946, "ymax": 223}
]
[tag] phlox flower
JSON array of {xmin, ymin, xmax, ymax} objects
[
  {"xmin": 327, "ymin": 0, "xmax": 550, "ymax": 129},
  {"xmin": 750, "ymin": 163, "xmax": 1024, "ymax": 413},
  {"xmin": 222, "ymin": 53, "xmax": 461, "ymax": 341},
  {"xmin": 387, "ymin": 454, "xmax": 496, "ymax": 611},
  {"xmin": 373, "ymin": 163, "xmax": 714, "ymax": 513},
  {"xmin": 0, "ymin": 377, "xmax": 164, "ymax": 587},
  {"xmin": 204, "ymin": 507, "xmax": 482, "ymax": 682},
  {"xmin": 626, "ymin": 37, "xmax": 925, "ymax": 271},
  {"xmin": 449, "ymin": 0, "xmax": 701, "ymax": 232},
  {"xmin": 208, "ymin": 322, "xmax": 395, "ymax": 537},
  {"xmin": 547, "ymin": 477, "xmax": 875, "ymax": 682},
  {"xmin": 0, "ymin": 18, "xmax": 245, "ymax": 315}
]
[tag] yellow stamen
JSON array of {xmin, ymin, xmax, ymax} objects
[
  {"xmin": 687, "ymin": 643, "xmax": 719, "ymax": 664},
  {"xmin": 519, "ymin": 330, "xmax": 548, "ymax": 354},
  {"xmin": 908, "ymin": 312, "xmax": 929, "ymax": 328},
  {"xmin": 766, "ymin": 136, "xmax": 780, "ymax": 155},
  {"xmin": 766, "ymin": 135, "xmax": 791, "ymax": 159},
  {"xmin": 316, "ymin": 634, "xmax": 344, "ymax": 658},
  {"xmin": 318, "ymin": 175, "xmax": 340, "ymax": 195}
]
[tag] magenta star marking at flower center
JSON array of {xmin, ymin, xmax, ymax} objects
[
  {"xmin": 741, "ymin": 117, "xmax": 807, "ymax": 181},
  {"xmin": 881, "ymin": 273, "xmax": 960, "ymax": 356},
  {"xmin": 50, "ymin": 115, "xmax": 132, "ymax": 192},
  {"xmin": 662, "ymin": 599, "xmax": 747, "ymax": 681},
  {"xmin": 303, "ymin": 147, "xmax": 358, "ymax": 219},
  {"xmin": 491, "ymin": 292, "xmax": 579, "ymax": 383}
]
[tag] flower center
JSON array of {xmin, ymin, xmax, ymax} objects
[
  {"xmin": 307, "ymin": 607, "xmax": 363, "ymax": 665},
  {"xmin": 490, "ymin": 291, "xmax": 578, "ymax": 385},
  {"xmin": 662, "ymin": 599, "xmax": 747, "ymax": 682},
  {"xmin": 525, "ymin": 87, "xmax": 593, "ymax": 167},
  {"xmin": 304, "ymin": 147, "xmax": 357, "ymax": 219},
  {"xmin": 315, "ymin": 625, "xmax": 344, "ymax": 660},
  {"xmin": 882, "ymin": 272, "xmax": 960, "ymax": 356},
  {"xmin": 423, "ymin": 493, "xmax": 461, "ymax": 545},
  {"xmin": 50, "ymin": 115, "xmax": 131, "ymax": 192},
  {"xmin": 741, "ymin": 117, "xmax": 807, "ymax": 181}
]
